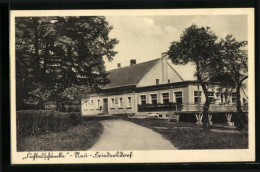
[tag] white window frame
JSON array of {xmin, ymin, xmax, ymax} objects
[
  {"xmin": 119, "ymin": 97, "xmax": 123, "ymax": 108},
  {"xmin": 97, "ymin": 99, "xmax": 100, "ymax": 109},
  {"xmin": 90, "ymin": 100, "xmax": 94, "ymax": 109},
  {"xmin": 161, "ymin": 91, "xmax": 170, "ymax": 104},
  {"xmin": 86, "ymin": 100, "xmax": 90, "ymax": 109},
  {"xmin": 111, "ymin": 97, "xmax": 115, "ymax": 108},
  {"xmin": 194, "ymin": 91, "xmax": 202, "ymax": 103},
  {"xmin": 173, "ymin": 90, "xmax": 183, "ymax": 104},
  {"xmin": 149, "ymin": 93, "xmax": 158, "ymax": 104},
  {"xmin": 139, "ymin": 94, "xmax": 147, "ymax": 105},
  {"xmin": 127, "ymin": 96, "xmax": 132, "ymax": 107},
  {"xmin": 231, "ymin": 92, "xmax": 237, "ymax": 104},
  {"xmin": 207, "ymin": 91, "xmax": 215, "ymax": 103}
]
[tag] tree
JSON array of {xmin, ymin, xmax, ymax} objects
[
  {"xmin": 16, "ymin": 17, "xmax": 51, "ymax": 109},
  {"xmin": 60, "ymin": 85, "xmax": 93, "ymax": 112},
  {"xmin": 166, "ymin": 24, "xmax": 220, "ymax": 130},
  {"xmin": 210, "ymin": 35, "xmax": 248, "ymax": 129},
  {"xmin": 15, "ymin": 16, "xmax": 119, "ymax": 110},
  {"xmin": 219, "ymin": 35, "xmax": 248, "ymax": 112}
]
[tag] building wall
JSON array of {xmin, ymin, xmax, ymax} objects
[
  {"xmin": 137, "ymin": 61, "xmax": 162, "ymax": 87},
  {"xmin": 137, "ymin": 60, "xmax": 183, "ymax": 87},
  {"xmin": 82, "ymin": 93, "xmax": 137, "ymax": 116},
  {"xmin": 81, "ymin": 96, "xmax": 103, "ymax": 115},
  {"xmin": 187, "ymin": 84, "xmax": 248, "ymax": 104},
  {"xmin": 167, "ymin": 64, "xmax": 184, "ymax": 83},
  {"xmin": 136, "ymin": 87, "xmax": 189, "ymax": 105},
  {"xmin": 81, "ymin": 83, "xmax": 248, "ymax": 115}
]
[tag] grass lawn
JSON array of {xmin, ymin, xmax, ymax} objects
[
  {"xmin": 126, "ymin": 118, "xmax": 248, "ymax": 149},
  {"xmin": 17, "ymin": 120, "xmax": 103, "ymax": 151}
]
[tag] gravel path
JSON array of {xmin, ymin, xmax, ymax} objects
[{"xmin": 89, "ymin": 119, "xmax": 176, "ymax": 150}]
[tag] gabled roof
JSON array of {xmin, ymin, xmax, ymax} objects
[{"xmin": 103, "ymin": 58, "xmax": 160, "ymax": 89}]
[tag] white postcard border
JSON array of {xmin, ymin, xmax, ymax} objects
[{"xmin": 10, "ymin": 8, "xmax": 255, "ymax": 164}]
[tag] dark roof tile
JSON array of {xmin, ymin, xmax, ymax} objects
[{"xmin": 103, "ymin": 58, "xmax": 160, "ymax": 89}]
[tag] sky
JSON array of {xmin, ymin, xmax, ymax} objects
[{"xmin": 104, "ymin": 15, "xmax": 248, "ymax": 80}]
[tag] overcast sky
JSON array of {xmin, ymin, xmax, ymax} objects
[{"xmin": 104, "ymin": 15, "xmax": 248, "ymax": 80}]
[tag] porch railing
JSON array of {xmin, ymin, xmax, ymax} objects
[
  {"xmin": 138, "ymin": 103, "xmax": 248, "ymax": 112},
  {"xmin": 138, "ymin": 103, "xmax": 182, "ymax": 112}
]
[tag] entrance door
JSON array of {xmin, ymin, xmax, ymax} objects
[{"xmin": 103, "ymin": 98, "xmax": 108, "ymax": 113}]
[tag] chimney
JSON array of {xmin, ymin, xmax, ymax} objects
[
  {"xmin": 130, "ymin": 59, "xmax": 136, "ymax": 66},
  {"xmin": 117, "ymin": 63, "xmax": 121, "ymax": 68},
  {"xmin": 161, "ymin": 53, "xmax": 168, "ymax": 84}
]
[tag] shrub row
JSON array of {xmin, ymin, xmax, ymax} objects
[
  {"xmin": 81, "ymin": 113, "xmax": 132, "ymax": 121},
  {"xmin": 17, "ymin": 110, "xmax": 81, "ymax": 140}
]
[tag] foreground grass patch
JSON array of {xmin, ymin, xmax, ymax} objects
[
  {"xmin": 127, "ymin": 118, "xmax": 248, "ymax": 149},
  {"xmin": 17, "ymin": 120, "xmax": 103, "ymax": 151}
]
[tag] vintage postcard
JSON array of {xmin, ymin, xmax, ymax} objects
[{"xmin": 10, "ymin": 8, "xmax": 255, "ymax": 164}]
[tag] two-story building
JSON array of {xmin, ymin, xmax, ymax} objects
[{"xmin": 81, "ymin": 54, "xmax": 248, "ymax": 124}]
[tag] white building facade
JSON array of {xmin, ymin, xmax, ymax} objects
[{"xmin": 81, "ymin": 55, "xmax": 248, "ymax": 117}]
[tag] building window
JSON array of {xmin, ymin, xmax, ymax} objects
[
  {"xmin": 127, "ymin": 97, "xmax": 132, "ymax": 107},
  {"xmin": 91, "ymin": 100, "xmax": 94, "ymax": 108},
  {"xmin": 97, "ymin": 100, "xmax": 100, "ymax": 109},
  {"xmin": 194, "ymin": 91, "xmax": 202, "ymax": 103},
  {"xmin": 174, "ymin": 91, "xmax": 183, "ymax": 104},
  {"xmin": 232, "ymin": 93, "xmax": 237, "ymax": 103},
  {"xmin": 156, "ymin": 79, "xmax": 159, "ymax": 85},
  {"xmin": 221, "ymin": 93, "xmax": 224, "ymax": 103},
  {"xmin": 150, "ymin": 94, "xmax": 157, "ymax": 105},
  {"xmin": 168, "ymin": 79, "xmax": 170, "ymax": 83},
  {"xmin": 87, "ymin": 101, "xmax": 91, "ymax": 108},
  {"xmin": 111, "ymin": 98, "xmax": 115, "ymax": 108},
  {"xmin": 207, "ymin": 91, "xmax": 215, "ymax": 103},
  {"xmin": 140, "ymin": 95, "xmax": 146, "ymax": 105},
  {"xmin": 221, "ymin": 93, "xmax": 229, "ymax": 103},
  {"xmin": 162, "ymin": 93, "xmax": 169, "ymax": 105},
  {"xmin": 119, "ymin": 98, "xmax": 123, "ymax": 107}
]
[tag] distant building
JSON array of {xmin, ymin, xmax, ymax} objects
[
  {"xmin": 44, "ymin": 101, "xmax": 57, "ymax": 110},
  {"xmin": 81, "ymin": 54, "xmax": 248, "ymax": 120}
]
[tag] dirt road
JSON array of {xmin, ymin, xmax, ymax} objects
[{"xmin": 89, "ymin": 119, "xmax": 176, "ymax": 150}]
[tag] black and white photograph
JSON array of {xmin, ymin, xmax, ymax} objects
[{"xmin": 10, "ymin": 9, "xmax": 255, "ymax": 164}]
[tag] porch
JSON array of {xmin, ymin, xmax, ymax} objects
[{"xmin": 137, "ymin": 103, "xmax": 248, "ymax": 112}]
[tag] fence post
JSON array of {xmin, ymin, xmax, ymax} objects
[
  {"xmin": 208, "ymin": 114, "xmax": 213, "ymax": 125},
  {"xmin": 195, "ymin": 113, "xmax": 203, "ymax": 125},
  {"xmin": 176, "ymin": 114, "xmax": 180, "ymax": 122},
  {"xmin": 225, "ymin": 113, "xmax": 234, "ymax": 126}
]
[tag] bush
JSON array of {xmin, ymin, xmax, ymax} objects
[
  {"xmin": 236, "ymin": 112, "xmax": 248, "ymax": 130},
  {"xmin": 16, "ymin": 110, "xmax": 81, "ymax": 140}
]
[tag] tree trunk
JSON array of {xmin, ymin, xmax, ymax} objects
[
  {"xmin": 236, "ymin": 84, "xmax": 242, "ymax": 113},
  {"xmin": 43, "ymin": 43, "xmax": 49, "ymax": 78},
  {"xmin": 236, "ymin": 83, "xmax": 246, "ymax": 130},
  {"xmin": 201, "ymin": 82, "xmax": 210, "ymax": 131},
  {"xmin": 195, "ymin": 60, "xmax": 210, "ymax": 131},
  {"xmin": 32, "ymin": 18, "xmax": 40, "ymax": 79}
]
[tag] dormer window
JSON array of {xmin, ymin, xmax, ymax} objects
[{"xmin": 156, "ymin": 79, "xmax": 159, "ymax": 85}]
